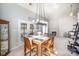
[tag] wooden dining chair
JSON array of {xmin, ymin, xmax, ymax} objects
[
  {"xmin": 24, "ymin": 37, "xmax": 38, "ymax": 56},
  {"xmin": 41, "ymin": 37, "xmax": 54, "ymax": 56},
  {"xmin": 50, "ymin": 36, "xmax": 54, "ymax": 51},
  {"xmin": 41, "ymin": 38, "xmax": 51, "ymax": 56}
]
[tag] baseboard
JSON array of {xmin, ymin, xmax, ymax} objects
[{"xmin": 10, "ymin": 43, "xmax": 23, "ymax": 51}]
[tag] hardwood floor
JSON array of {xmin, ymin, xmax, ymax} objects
[
  {"xmin": 8, "ymin": 45, "xmax": 24, "ymax": 56},
  {"xmin": 7, "ymin": 37, "xmax": 78, "ymax": 56}
]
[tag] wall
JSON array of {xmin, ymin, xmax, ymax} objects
[
  {"xmin": 46, "ymin": 3, "xmax": 79, "ymax": 37},
  {"xmin": 48, "ymin": 15, "xmax": 77, "ymax": 37},
  {"xmin": 0, "ymin": 3, "xmax": 36, "ymax": 50},
  {"xmin": 58, "ymin": 16, "xmax": 77, "ymax": 37},
  {"xmin": 0, "ymin": 3, "xmax": 78, "ymax": 50}
]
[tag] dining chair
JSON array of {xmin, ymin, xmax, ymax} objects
[
  {"xmin": 41, "ymin": 37, "xmax": 54, "ymax": 56},
  {"xmin": 24, "ymin": 37, "xmax": 38, "ymax": 56},
  {"xmin": 50, "ymin": 36, "xmax": 54, "ymax": 51},
  {"xmin": 41, "ymin": 38, "xmax": 51, "ymax": 56}
]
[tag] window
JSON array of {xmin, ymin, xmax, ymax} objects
[{"xmin": 21, "ymin": 23, "xmax": 27, "ymax": 36}]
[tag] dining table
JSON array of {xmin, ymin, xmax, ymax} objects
[{"xmin": 27, "ymin": 35, "xmax": 50, "ymax": 56}]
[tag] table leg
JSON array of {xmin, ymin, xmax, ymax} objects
[{"xmin": 37, "ymin": 43, "xmax": 41, "ymax": 56}]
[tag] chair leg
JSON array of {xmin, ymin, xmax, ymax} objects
[
  {"xmin": 24, "ymin": 47, "xmax": 26, "ymax": 56},
  {"xmin": 37, "ymin": 46, "xmax": 38, "ymax": 56},
  {"xmin": 48, "ymin": 49, "xmax": 51, "ymax": 56},
  {"xmin": 41, "ymin": 47, "xmax": 42, "ymax": 56},
  {"xmin": 30, "ymin": 50, "xmax": 31, "ymax": 56},
  {"xmin": 30, "ymin": 47, "xmax": 31, "ymax": 56},
  {"xmin": 24, "ymin": 53, "xmax": 26, "ymax": 56}
]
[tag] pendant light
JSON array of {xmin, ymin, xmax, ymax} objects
[
  {"xmin": 69, "ymin": 4, "xmax": 74, "ymax": 16},
  {"xmin": 33, "ymin": 3, "xmax": 46, "ymax": 23}
]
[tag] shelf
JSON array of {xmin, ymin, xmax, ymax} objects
[{"xmin": 0, "ymin": 39, "xmax": 8, "ymax": 41}]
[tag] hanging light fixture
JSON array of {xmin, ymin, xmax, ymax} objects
[
  {"xmin": 33, "ymin": 3, "xmax": 46, "ymax": 23},
  {"xmin": 69, "ymin": 4, "xmax": 74, "ymax": 16}
]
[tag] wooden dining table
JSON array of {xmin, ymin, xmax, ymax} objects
[{"xmin": 28, "ymin": 35, "xmax": 50, "ymax": 56}]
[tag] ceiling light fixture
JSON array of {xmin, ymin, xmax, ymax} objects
[
  {"xmin": 33, "ymin": 3, "xmax": 46, "ymax": 23},
  {"xmin": 69, "ymin": 4, "xmax": 74, "ymax": 16}
]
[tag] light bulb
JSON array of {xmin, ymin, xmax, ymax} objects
[
  {"xmin": 69, "ymin": 12, "xmax": 74, "ymax": 16},
  {"xmin": 32, "ymin": 20, "xmax": 35, "ymax": 22}
]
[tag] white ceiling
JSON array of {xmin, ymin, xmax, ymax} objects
[{"xmin": 17, "ymin": 3, "xmax": 79, "ymax": 20}]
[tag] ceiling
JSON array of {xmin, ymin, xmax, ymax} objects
[{"xmin": 17, "ymin": 3, "xmax": 79, "ymax": 20}]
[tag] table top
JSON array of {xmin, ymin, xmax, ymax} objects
[{"xmin": 27, "ymin": 35, "xmax": 49, "ymax": 44}]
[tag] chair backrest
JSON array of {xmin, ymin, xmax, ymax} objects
[
  {"xmin": 47, "ymin": 39, "xmax": 52, "ymax": 48},
  {"xmin": 24, "ymin": 37, "xmax": 31, "ymax": 49},
  {"xmin": 42, "ymin": 38, "xmax": 51, "ymax": 48},
  {"xmin": 44, "ymin": 36, "xmax": 54, "ymax": 48},
  {"xmin": 42, "ymin": 38, "xmax": 50, "ymax": 45},
  {"xmin": 50, "ymin": 35, "xmax": 54, "ymax": 43}
]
